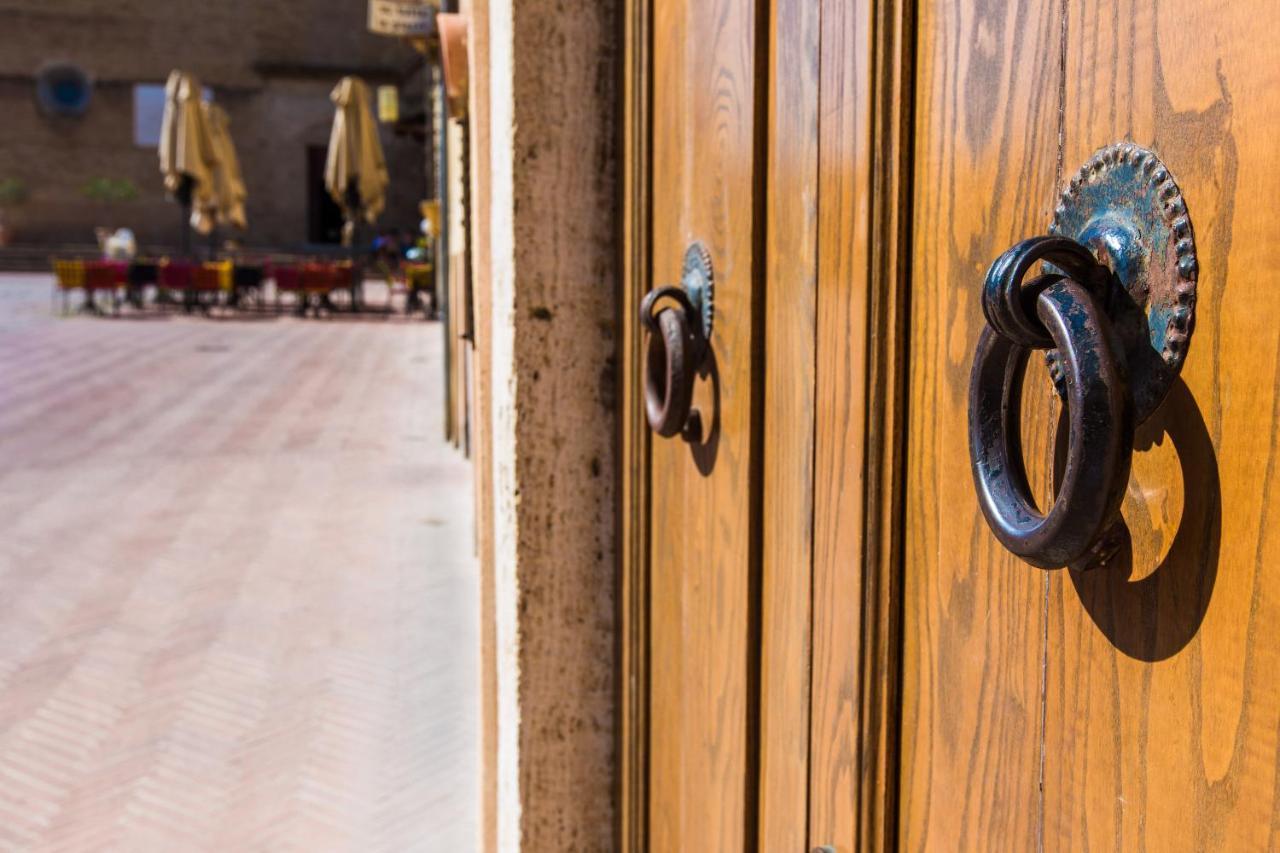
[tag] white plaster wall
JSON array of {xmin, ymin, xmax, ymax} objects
[{"xmin": 485, "ymin": 0, "xmax": 521, "ymax": 850}]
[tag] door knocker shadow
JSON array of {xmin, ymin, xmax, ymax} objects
[
  {"xmin": 1054, "ymin": 378, "xmax": 1221, "ymax": 661},
  {"xmin": 684, "ymin": 348, "xmax": 720, "ymax": 476}
]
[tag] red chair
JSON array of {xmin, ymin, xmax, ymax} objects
[
  {"xmin": 272, "ymin": 263, "xmax": 302, "ymax": 311},
  {"xmin": 83, "ymin": 260, "xmax": 125, "ymax": 313},
  {"xmin": 329, "ymin": 260, "xmax": 359, "ymax": 309},
  {"xmin": 300, "ymin": 262, "xmax": 333, "ymax": 296},
  {"xmin": 158, "ymin": 260, "xmax": 194, "ymax": 293},
  {"xmin": 190, "ymin": 263, "xmax": 227, "ymax": 293},
  {"xmin": 157, "ymin": 260, "xmax": 196, "ymax": 311},
  {"xmin": 271, "ymin": 264, "xmax": 300, "ymax": 290},
  {"xmin": 330, "ymin": 260, "xmax": 354, "ymax": 290}
]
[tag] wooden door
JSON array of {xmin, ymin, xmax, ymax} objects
[
  {"xmin": 645, "ymin": 1, "xmax": 765, "ymax": 850},
  {"xmin": 903, "ymin": 0, "xmax": 1280, "ymax": 848},
  {"xmin": 625, "ymin": 0, "xmax": 916, "ymax": 850},
  {"xmin": 628, "ymin": 0, "xmax": 1280, "ymax": 849}
]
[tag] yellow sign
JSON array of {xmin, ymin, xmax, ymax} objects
[
  {"xmin": 377, "ymin": 86, "xmax": 399, "ymax": 123},
  {"xmin": 420, "ymin": 200, "xmax": 440, "ymax": 237},
  {"xmin": 367, "ymin": 0, "xmax": 436, "ymax": 37}
]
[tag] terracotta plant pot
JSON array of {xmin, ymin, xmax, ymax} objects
[{"xmin": 438, "ymin": 13, "xmax": 469, "ymax": 119}]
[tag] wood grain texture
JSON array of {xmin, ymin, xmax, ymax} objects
[
  {"xmin": 808, "ymin": 0, "xmax": 874, "ymax": 847},
  {"xmin": 901, "ymin": 0, "xmax": 1065, "ymax": 846},
  {"xmin": 619, "ymin": 0, "xmax": 652, "ymax": 848},
  {"xmin": 1044, "ymin": 1, "xmax": 1280, "ymax": 848},
  {"xmin": 648, "ymin": 0, "xmax": 763, "ymax": 849},
  {"xmin": 757, "ymin": 0, "xmax": 819, "ymax": 847},
  {"xmin": 853, "ymin": 0, "xmax": 915, "ymax": 847}
]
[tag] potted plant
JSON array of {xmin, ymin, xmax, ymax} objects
[
  {"xmin": 82, "ymin": 177, "xmax": 139, "ymax": 205},
  {"xmin": 0, "ymin": 178, "xmax": 28, "ymax": 247}
]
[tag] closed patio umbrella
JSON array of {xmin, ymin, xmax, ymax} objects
[
  {"xmin": 203, "ymin": 101, "xmax": 247, "ymax": 233},
  {"xmin": 324, "ymin": 76, "xmax": 387, "ymax": 309},
  {"xmin": 325, "ymin": 76, "xmax": 388, "ymax": 235},
  {"xmin": 158, "ymin": 70, "xmax": 217, "ymax": 256}
]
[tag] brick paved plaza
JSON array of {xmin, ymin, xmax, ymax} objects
[{"xmin": 0, "ymin": 275, "xmax": 478, "ymax": 850}]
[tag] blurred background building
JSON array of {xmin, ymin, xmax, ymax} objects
[{"xmin": 0, "ymin": 0, "xmax": 428, "ymax": 252}]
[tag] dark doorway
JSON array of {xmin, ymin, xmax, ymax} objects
[{"xmin": 307, "ymin": 145, "xmax": 343, "ymax": 244}]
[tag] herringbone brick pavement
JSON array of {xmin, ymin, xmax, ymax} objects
[{"xmin": 0, "ymin": 276, "xmax": 478, "ymax": 851}]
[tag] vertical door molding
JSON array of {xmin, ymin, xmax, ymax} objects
[
  {"xmin": 757, "ymin": 0, "xmax": 820, "ymax": 848},
  {"xmin": 618, "ymin": 0, "xmax": 651, "ymax": 850},
  {"xmin": 857, "ymin": 0, "xmax": 916, "ymax": 846},
  {"xmin": 809, "ymin": 0, "xmax": 916, "ymax": 849}
]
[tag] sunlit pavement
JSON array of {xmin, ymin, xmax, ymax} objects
[{"xmin": 0, "ymin": 274, "xmax": 478, "ymax": 851}]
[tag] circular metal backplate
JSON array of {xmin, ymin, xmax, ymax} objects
[
  {"xmin": 680, "ymin": 242, "xmax": 714, "ymax": 342},
  {"xmin": 1048, "ymin": 142, "xmax": 1197, "ymax": 422}
]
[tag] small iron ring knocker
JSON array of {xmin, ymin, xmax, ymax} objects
[
  {"xmin": 642, "ymin": 286, "xmax": 704, "ymax": 438},
  {"xmin": 969, "ymin": 242, "xmax": 1133, "ymax": 569},
  {"xmin": 642, "ymin": 242, "xmax": 715, "ymax": 440}
]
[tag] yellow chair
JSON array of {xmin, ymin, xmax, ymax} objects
[
  {"xmin": 191, "ymin": 260, "xmax": 234, "ymax": 312},
  {"xmin": 51, "ymin": 258, "xmax": 85, "ymax": 314},
  {"xmin": 208, "ymin": 259, "xmax": 234, "ymax": 293},
  {"xmin": 404, "ymin": 262, "xmax": 435, "ymax": 317}
]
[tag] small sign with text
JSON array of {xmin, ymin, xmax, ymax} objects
[{"xmin": 367, "ymin": 0, "xmax": 435, "ymax": 37}]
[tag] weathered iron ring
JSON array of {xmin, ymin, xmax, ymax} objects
[
  {"xmin": 642, "ymin": 286, "xmax": 704, "ymax": 438},
  {"xmin": 969, "ymin": 276, "xmax": 1133, "ymax": 569},
  {"xmin": 981, "ymin": 235, "xmax": 1112, "ymax": 349}
]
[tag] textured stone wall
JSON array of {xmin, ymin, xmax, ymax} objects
[
  {"xmin": 0, "ymin": 0, "xmax": 425, "ymax": 249},
  {"xmin": 508, "ymin": 0, "xmax": 619, "ymax": 844},
  {"xmin": 478, "ymin": 0, "xmax": 620, "ymax": 847}
]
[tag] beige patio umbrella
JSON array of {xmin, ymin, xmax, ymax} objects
[
  {"xmin": 202, "ymin": 101, "xmax": 248, "ymax": 232},
  {"xmin": 324, "ymin": 76, "xmax": 388, "ymax": 234},
  {"xmin": 158, "ymin": 70, "xmax": 218, "ymax": 250}
]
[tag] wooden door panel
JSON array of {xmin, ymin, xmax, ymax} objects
[
  {"xmin": 807, "ymin": 0, "xmax": 874, "ymax": 847},
  {"xmin": 648, "ymin": 0, "xmax": 763, "ymax": 850},
  {"xmin": 902, "ymin": 0, "xmax": 1065, "ymax": 847},
  {"xmin": 1044, "ymin": 2, "xmax": 1280, "ymax": 848},
  {"xmin": 757, "ymin": 0, "xmax": 819, "ymax": 847}
]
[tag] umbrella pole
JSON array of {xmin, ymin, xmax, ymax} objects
[
  {"xmin": 176, "ymin": 174, "xmax": 194, "ymax": 260},
  {"xmin": 351, "ymin": 214, "xmax": 362, "ymax": 312},
  {"xmin": 176, "ymin": 176, "xmax": 196, "ymax": 311},
  {"xmin": 345, "ymin": 183, "xmax": 362, "ymax": 312}
]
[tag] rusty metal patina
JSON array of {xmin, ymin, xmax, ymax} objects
[
  {"xmin": 969, "ymin": 144, "xmax": 1197, "ymax": 569},
  {"xmin": 1049, "ymin": 142, "xmax": 1197, "ymax": 422},
  {"xmin": 680, "ymin": 240, "xmax": 714, "ymax": 342}
]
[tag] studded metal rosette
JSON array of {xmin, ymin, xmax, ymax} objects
[
  {"xmin": 680, "ymin": 241, "xmax": 714, "ymax": 343},
  {"xmin": 1047, "ymin": 142, "xmax": 1197, "ymax": 423}
]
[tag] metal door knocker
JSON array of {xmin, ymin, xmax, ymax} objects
[
  {"xmin": 641, "ymin": 242, "xmax": 714, "ymax": 439},
  {"xmin": 969, "ymin": 143, "xmax": 1198, "ymax": 569}
]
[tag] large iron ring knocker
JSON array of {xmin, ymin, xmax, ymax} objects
[
  {"xmin": 969, "ymin": 237, "xmax": 1133, "ymax": 569},
  {"xmin": 642, "ymin": 243, "xmax": 715, "ymax": 440},
  {"xmin": 970, "ymin": 144, "xmax": 1200, "ymax": 569}
]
